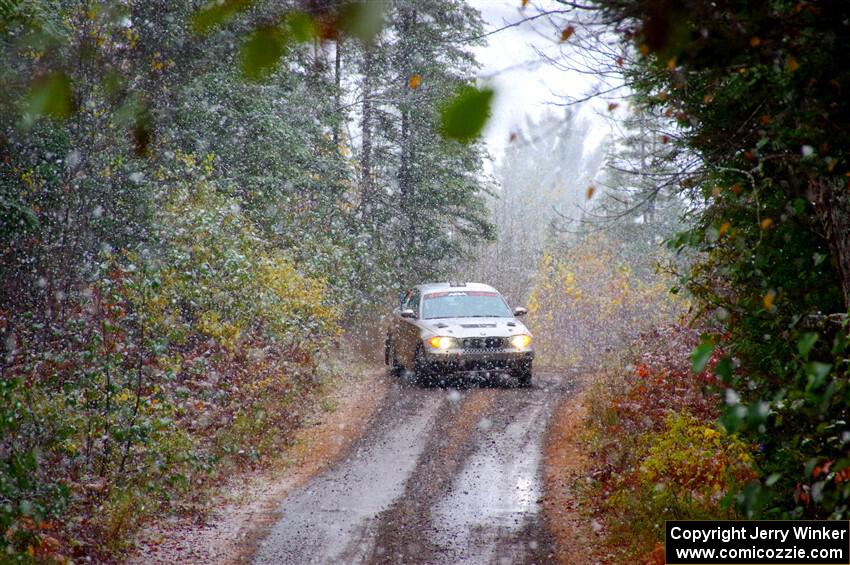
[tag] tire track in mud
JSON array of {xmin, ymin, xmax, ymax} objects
[
  {"xmin": 365, "ymin": 389, "xmax": 497, "ymax": 564},
  {"xmin": 252, "ymin": 369, "xmax": 578, "ymax": 565}
]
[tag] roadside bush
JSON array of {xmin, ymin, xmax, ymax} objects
[
  {"xmin": 605, "ymin": 412, "xmax": 756, "ymax": 552},
  {"xmin": 0, "ymin": 152, "xmax": 341, "ymax": 562},
  {"xmin": 580, "ymin": 325, "xmax": 756, "ymax": 561}
]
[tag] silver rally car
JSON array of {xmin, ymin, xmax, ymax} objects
[{"xmin": 385, "ymin": 282, "xmax": 534, "ymax": 386}]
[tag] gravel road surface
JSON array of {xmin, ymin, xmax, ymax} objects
[{"xmin": 252, "ymin": 369, "xmax": 578, "ymax": 565}]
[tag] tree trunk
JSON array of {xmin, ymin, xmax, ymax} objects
[
  {"xmin": 359, "ymin": 46, "xmax": 374, "ymax": 215},
  {"xmin": 811, "ymin": 177, "xmax": 850, "ymax": 310},
  {"xmin": 332, "ymin": 39, "xmax": 342, "ymax": 148},
  {"xmin": 396, "ymin": 8, "xmax": 416, "ymax": 282}
]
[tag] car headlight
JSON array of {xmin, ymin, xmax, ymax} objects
[
  {"xmin": 510, "ymin": 334, "xmax": 532, "ymax": 348},
  {"xmin": 427, "ymin": 336, "xmax": 457, "ymax": 350}
]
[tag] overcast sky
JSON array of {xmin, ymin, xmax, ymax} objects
[{"xmin": 466, "ymin": 0, "xmax": 614, "ymax": 165}]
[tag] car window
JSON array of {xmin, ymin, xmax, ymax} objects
[
  {"xmin": 421, "ymin": 291, "xmax": 512, "ymax": 319},
  {"xmin": 402, "ymin": 289, "xmax": 420, "ymax": 316}
]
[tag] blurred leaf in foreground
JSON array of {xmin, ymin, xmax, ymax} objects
[
  {"xmin": 691, "ymin": 339, "xmax": 714, "ymax": 373},
  {"xmin": 192, "ymin": 0, "xmax": 253, "ymax": 34},
  {"xmin": 440, "ymin": 86, "xmax": 493, "ymax": 143},
  {"xmin": 240, "ymin": 26, "xmax": 289, "ymax": 81},
  {"xmin": 339, "ymin": 1, "xmax": 384, "ymax": 41},
  {"xmin": 286, "ymin": 11, "xmax": 317, "ymax": 43},
  {"xmin": 25, "ymin": 72, "xmax": 73, "ymax": 122}
]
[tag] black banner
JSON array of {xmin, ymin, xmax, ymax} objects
[{"xmin": 666, "ymin": 520, "xmax": 850, "ymax": 564}]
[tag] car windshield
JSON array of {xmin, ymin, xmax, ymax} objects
[{"xmin": 421, "ymin": 291, "xmax": 512, "ymax": 319}]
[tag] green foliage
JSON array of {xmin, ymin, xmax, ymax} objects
[
  {"xmin": 24, "ymin": 72, "xmax": 73, "ymax": 122},
  {"xmin": 240, "ymin": 26, "xmax": 289, "ymax": 81},
  {"xmin": 439, "ymin": 85, "xmax": 493, "ymax": 143},
  {"xmin": 690, "ymin": 338, "xmax": 714, "ymax": 374},
  {"xmin": 602, "ymin": 0, "xmax": 850, "ymax": 519},
  {"xmin": 146, "ymin": 152, "xmax": 341, "ymax": 347},
  {"xmin": 191, "ymin": 0, "xmax": 253, "ymax": 35},
  {"xmin": 338, "ymin": 1, "xmax": 385, "ymax": 41}
]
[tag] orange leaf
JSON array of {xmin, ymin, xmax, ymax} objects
[
  {"xmin": 607, "ymin": 102, "xmax": 619, "ymax": 112},
  {"xmin": 760, "ymin": 217, "xmax": 773, "ymax": 230},
  {"xmin": 408, "ymin": 74, "xmax": 422, "ymax": 89},
  {"xmin": 719, "ymin": 222, "xmax": 731, "ymax": 237},
  {"xmin": 586, "ymin": 185, "xmax": 595, "ymax": 199},
  {"xmin": 521, "ymin": 0, "xmax": 529, "ymax": 7},
  {"xmin": 763, "ymin": 289, "xmax": 776, "ymax": 310},
  {"xmin": 560, "ymin": 26, "xmax": 575, "ymax": 42},
  {"xmin": 750, "ymin": 36, "xmax": 762, "ymax": 47},
  {"xmin": 786, "ymin": 56, "xmax": 799, "ymax": 72}
]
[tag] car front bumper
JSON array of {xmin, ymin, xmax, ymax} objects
[{"xmin": 421, "ymin": 348, "xmax": 534, "ymax": 374}]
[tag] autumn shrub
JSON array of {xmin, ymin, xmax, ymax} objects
[
  {"xmin": 580, "ymin": 325, "xmax": 756, "ymax": 560},
  {"xmin": 0, "ymin": 153, "xmax": 341, "ymax": 561},
  {"xmin": 526, "ymin": 233, "xmax": 685, "ymax": 367},
  {"xmin": 604, "ymin": 413, "xmax": 756, "ymax": 553}
]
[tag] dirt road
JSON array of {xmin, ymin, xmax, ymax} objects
[{"xmin": 251, "ymin": 368, "xmax": 579, "ymax": 564}]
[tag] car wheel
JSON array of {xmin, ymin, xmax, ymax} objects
[
  {"xmin": 414, "ymin": 346, "xmax": 435, "ymax": 386},
  {"xmin": 387, "ymin": 339, "xmax": 402, "ymax": 377},
  {"xmin": 514, "ymin": 360, "xmax": 533, "ymax": 388}
]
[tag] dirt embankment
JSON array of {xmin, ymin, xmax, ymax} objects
[
  {"xmin": 542, "ymin": 386, "xmax": 613, "ymax": 565},
  {"xmin": 129, "ymin": 366, "xmax": 390, "ymax": 565}
]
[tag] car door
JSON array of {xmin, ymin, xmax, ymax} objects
[{"xmin": 395, "ymin": 288, "xmax": 421, "ymax": 367}]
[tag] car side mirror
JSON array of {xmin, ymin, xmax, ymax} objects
[
  {"xmin": 400, "ymin": 308, "xmax": 416, "ymax": 319},
  {"xmin": 513, "ymin": 307, "xmax": 528, "ymax": 317}
]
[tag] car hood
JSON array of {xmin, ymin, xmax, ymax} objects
[{"xmin": 417, "ymin": 317, "xmax": 530, "ymax": 338}]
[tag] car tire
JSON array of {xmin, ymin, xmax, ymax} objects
[
  {"xmin": 387, "ymin": 339, "xmax": 402, "ymax": 377},
  {"xmin": 514, "ymin": 360, "xmax": 533, "ymax": 388},
  {"xmin": 414, "ymin": 346, "xmax": 435, "ymax": 387}
]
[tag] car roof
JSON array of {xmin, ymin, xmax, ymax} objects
[{"xmin": 415, "ymin": 282, "xmax": 500, "ymax": 295}]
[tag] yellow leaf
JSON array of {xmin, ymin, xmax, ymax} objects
[
  {"xmin": 760, "ymin": 217, "xmax": 773, "ymax": 230},
  {"xmin": 408, "ymin": 74, "xmax": 422, "ymax": 89},
  {"xmin": 763, "ymin": 289, "xmax": 776, "ymax": 311},
  {"xmin": 560, "ymin": 26, "xmax": 575, "ymax": 42},
  {"xmin": 521, "ymin": 0, "xmax": 529, "ymax": 7},
  {"xmin": 666, "ymin": 56, "xmax": 677, "ymax": 71}
]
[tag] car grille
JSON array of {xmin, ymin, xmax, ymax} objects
[{"xmin": 462, "ymin": 337, "xmax": 505, "ymax": 349}]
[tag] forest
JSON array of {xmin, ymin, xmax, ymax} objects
[{"xmin": 1, "ymin": 0, "xmax": 850, "ymax": 563}]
